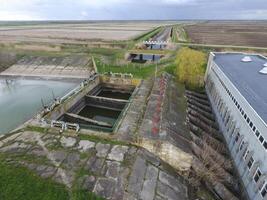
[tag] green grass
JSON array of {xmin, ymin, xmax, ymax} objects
[
  {"xmin": 95, "ymin": 58, "xmax": 156, "ymax": 79},
  {"xmin": 0, "ymin": 155, "xmax": 105, "ymax": 200},
  {"xmin": 70, "ymin": 166, "xmax": 104, "ymax": 200},
  {"xmin": 0, "ymin": 44, "xmax": 69, "ymax": 57},
  {"xmin": 24, "ymin": 126, "xmax": 48, "ymax": 133},
  {"xmin": 94, "ymin": 50, "xmax": 179, "ymax": 79},
  {"xmin": 86, "ymin": 48, "xmax": 124, "ymax": 57},
  {"xmin": 162, "ymin": 63, "xmax": 176, "ymax": 75},
  {"xmin": 133, "ymin": 27, "xmax": 163, "ymax": 42},
  {"xmin": 79, "ymin": 134, "xmax": 130, "ymax": 146},
  {"xmin": 171, "ymin": 26, "xmax": 179, "ymax": 43},
  {"xmin": 172, "ymin": 25, "xmax": 188, "ymax": 43},
  {"xmin": 71, "ymin": 189, "xmax": 104, "ymax": 200},
  {"xmin": 0, "ymin": 159, "xmax": 69, "ymax": 200},
  {"xmin": 86, "ymin": 48, "xmax": 126, "ymax": 64},
  {"xmin": 4, "ymin": 152, "xmax": 51, "ymax": 166}
]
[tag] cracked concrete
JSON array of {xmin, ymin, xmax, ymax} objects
[{"xmin": 0, "ymin": 130, "xmax": 191, "ymax": 199}]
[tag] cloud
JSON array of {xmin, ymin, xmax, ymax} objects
[
  {"xmin": 81, "ymin": 11, "xmax": 88, "ymax": 17},
  {"xmin": 239, "ymin": 9, "xmax": 267, "ymax": 19},
  {"xmin": 0, "ymin": 0, "xmax": 266, "ymax": 20},
  {"xmin": 0, "ymin": 11, "xmax": 41, "ymax": 20}
]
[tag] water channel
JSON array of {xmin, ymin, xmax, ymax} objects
[{"xmin": 0, "ymin": 78, "xmax": 79, "ymax": 134}]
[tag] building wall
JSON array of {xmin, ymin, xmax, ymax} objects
[{"xmin": 205, "ymin": 53, "xmax": 267, "ymax": 200}]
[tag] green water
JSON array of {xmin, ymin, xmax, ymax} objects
[
  {"xmin": 0, "ymin": 78, "xmax": 78, "ymax": 134},
  {"xmin": 97, "ymin": 90, "xmax": 131, "ymax": 100},
  {"xmin": 78, "ymin": 105, "xmax": 121, "ymax": 125}
]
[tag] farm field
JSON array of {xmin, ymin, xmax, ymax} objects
[
  {"xmin": 184, "ymin": 21, "xmax": 267, "ymax": 47},
  {"xmin": 0, "ymin": 21, "xmax": 175, "ymax": 43}
]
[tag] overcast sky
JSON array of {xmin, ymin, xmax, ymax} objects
[{"xmin": 0, "ymin": 0, "xmax": 267, "ymax": 21}]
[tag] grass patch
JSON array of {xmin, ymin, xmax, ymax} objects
[
  {"xmin": 95, "ymin": 50, "xmax": 177, "ymax": 79},
  {"xmin": 0, "ymin": 155, "xmax": 105, "ymax": 200},
  {"xmin": 0, "ymin": 44, "xmax": 70, "ymax": 57},
  {"xmin": 79, "ymin": 134, "xmax": 130, "ymax": 146},
  {"xmin": 133, "ymin": 27, "xmax": 163, "ymax": 42},
  {"xmin": 86, "ymin": 48, "xmax": 123, "ymax": 56},
  {"xmin": 75, "ymin": 167, "xmax": 93, "ymax": 179},
  {"xmin": 96, "ymin": 59, "xmax": 156, "ymax": 79},
  {"xmin": 24, "ymin": 126, "xmax": 48, "ymax": 133},
  {"xmin": 71, "ymin": 166, "xmax": 104, "ymax": 200},
  {"xmin": 128, "ymin": 49, "xmax": 171, "ymax": 55},
  {"xmin": 185, "ymin": 85, "xmax": 205, "ymax": 93},
  {"xmin": 0, "ymin": 158, "xmax": 69, "ymax": 200},
  {"xmin": 4, "ymin": 152, "xmax": 51, "ymax": 166},
  {"xmin": 71, "ymin": 189, "xmax": 104, "ymax": 200},
  {"xmin": 95, "ymin": 49, "xmax": 177, "ymax": 77},
  {"xmin": 162, "ymin": 63, "xmax": 176, "ymax": 75},
  {"xmin": 171, "ymin": 25, "xmax": 189, "ymax": 43}
]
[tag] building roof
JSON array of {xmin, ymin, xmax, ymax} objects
[{"xmin": 213, "ymin": 52, "xmax": 267, "ymax": 125}]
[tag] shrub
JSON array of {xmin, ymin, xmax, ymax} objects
[{"xmin": 175, "ymin": 47, "xmax": 207, "ymax": 89}]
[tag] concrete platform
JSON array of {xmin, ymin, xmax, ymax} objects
[{"xmin": 0, "ymin": 55, "xmax": 95, "ymax": 79}]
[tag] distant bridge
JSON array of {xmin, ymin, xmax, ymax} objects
[{"xmin": 143, "ymin": 41, "xmax": 168, "ymax": 45}]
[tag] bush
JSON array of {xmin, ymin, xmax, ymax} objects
[{"xmin": 175, "ymin": 47, "xmax": 207, "ymax": 89}]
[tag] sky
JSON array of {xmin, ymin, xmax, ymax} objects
[{"xmin": 0, "ymin": 0, "xmax": 267, "ymax": 21}]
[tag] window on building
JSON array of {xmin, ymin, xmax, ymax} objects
[
  {"xmin": 244, "ymin": 114, "xmax": 247, "ymax": 119},
  {"xmin": 243, "ymin": 149, "xmax": 250, "ymax": 160},
  {"xmin": 237, "ymin": 104, "xmax": 240, "ymax": 109},
  {"xmin": 254, "ymin": 168, "xmax": 262, "ymax": 183},
  {"xmin": 256, "ymin": 130, "xmax": 260, "ymax": 137},
  {"xmin": 239, "ymin": 141, "xmax": 245, "ymax": 151},
  {"xmin": 259, "ymin": 136, "xmax": 264, "ymax": 143},
  {"xmin": 235, "ymin": 133, "xmax": 240, "ymax": 143},
  {"xmin": 247, "ymin": 157, "xmax": 254, "ymax": 169},
  {"xmin": 247, "ymin": 118, "xmax": 250, "ymax": 123},
  {"xmin": 225, "ymin": 116, "xmax": 230, "ymax": 125},
  {"xmin": 241, "ymin": 110, "xmax": 244, "ymax": 115},
  {"xmin": 264, "ymin": 141, "xmax": 267, "ymax": 150},
  {"xmin": 261, "ymin": 182, "xmax": 267, "ymax": 198},
  {"xmin": 252, "ymin": 126, "xmax": 256, "ymax": 132},
  {"xmin": 249, "ymin": 122, "xmax": 253, "ymax": 128}
]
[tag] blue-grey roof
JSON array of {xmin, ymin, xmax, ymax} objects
[{"xmin": 213, "ymin": 53, "xmax": 267, "ymax": 125}]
